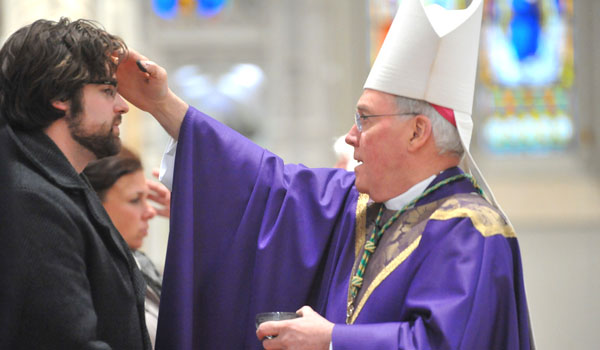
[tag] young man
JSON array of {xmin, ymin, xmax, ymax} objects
[
  {"xmin": 0, "ymin": 18, "xmax": 151, "ymax": 349},
  {"xmin": 118, "ymin": 0, "xmax": 533, "ymax": 349}
]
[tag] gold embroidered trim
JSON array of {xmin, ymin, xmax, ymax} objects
[
  {"xmin": 347, "ymin": 193, "xmax": 370, "ymax": 315},
  {"xmin": 349, "ymin": 235, "xmax": 422, "ymax": 324},
  {"xmin": 354, "ymin": 193, "xmax": 370, "ymax": 258},
  {"xmin": 429, "ymin": 198, "xmax": 516, "ymax": 238}
]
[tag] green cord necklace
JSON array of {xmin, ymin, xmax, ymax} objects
[{"xmin": 346, "ymin": 173, "xmax": 482, "ymax": 323}]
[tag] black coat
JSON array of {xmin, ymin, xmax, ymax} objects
[{"xmin": 0, "ymin": 123, "xmax": 151, "ymax": 350}]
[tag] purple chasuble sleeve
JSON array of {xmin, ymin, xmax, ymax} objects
[{"xmin": 155, "ymin": 107, "xmax": 359, "ymax": 350}]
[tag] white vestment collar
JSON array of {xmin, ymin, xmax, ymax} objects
[{"xmin": 384, "ymin": 174, "xmax": 436, "ymax": 210}]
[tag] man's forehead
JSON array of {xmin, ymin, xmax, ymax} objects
[{"xmin": 356, "ymin": 89, "xmax": 397, "ymax": 111}]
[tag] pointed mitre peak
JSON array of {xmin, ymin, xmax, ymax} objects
[{"xmin": 363, "ymin": 0, "xmax": 483, "ymax": 115}]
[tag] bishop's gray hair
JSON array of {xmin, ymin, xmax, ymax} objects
[{"xmin": 394, "ymin": 96, "xmax": 464, "ymax": 158}]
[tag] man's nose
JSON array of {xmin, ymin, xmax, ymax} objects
[
  {"xmin": 115, "ymin": 94, "xmax": 130, "ymax": 114},
  {"xmin": 345, "ymin": 124, "xmax": 360, "ymax": 148}
]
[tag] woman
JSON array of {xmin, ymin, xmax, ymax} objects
[{"xmin": 83, "ymin": 146, "xmax": 170, "ymax": 349}]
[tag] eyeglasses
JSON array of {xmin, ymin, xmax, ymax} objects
[
  {"xmin": 87, "ymin": 79, "xmax": 117, "ymax": 87},
  {"xmin": 354, "ymin": 112, "xmax": 418, "ymax": 132}
]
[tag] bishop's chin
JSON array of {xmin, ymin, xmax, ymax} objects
[{"xmin": 353, "ymin": 178, "xmax": 369, "ymax": 196}]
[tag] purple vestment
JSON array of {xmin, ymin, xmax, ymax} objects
[{"xmin": 156, "ymin": 107, "xmax": 533, "ymax": 349}]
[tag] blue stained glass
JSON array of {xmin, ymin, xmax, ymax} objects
[
  {"xmin": 197, "ymin": 0, "xmax": 227, "ymax": 17},
  {"xmin": 152, "ymin": 0, "xmax": 178, "ymax": 19},
  {"xmin": 510, "ymin": 0, "xmax": 541, "ymax": 61},
  {"xmin": 555, "ymin": 0, "xmax": 563, "ymax": 14}
]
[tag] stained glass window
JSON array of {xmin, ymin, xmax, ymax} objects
[
  {"xmin": 479, "ymin": 0, "xmax": 574, "ymax": 154},
  {"xmin": 152, "ymin": 0, "xmax": 229, "ymax": 19},
  {"xmin": 368, "ymin": 0, "xmax": 575, "ymax": 154}
]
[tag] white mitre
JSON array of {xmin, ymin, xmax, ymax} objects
[{"xmin": 364, "ymin": 0, "xmax": 509, "ymax": 220}]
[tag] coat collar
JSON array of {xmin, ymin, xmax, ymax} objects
[
  {"xmin": 7, "ymin": 124, "xmax": 87, "ymax": 190},
  {"xmin": 7, "ymin": 123, "xmax": 136, "ymax": 266}
]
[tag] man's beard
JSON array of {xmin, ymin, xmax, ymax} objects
[{"xmin": 67, "ymin": 112, "xmax": 122, "ymax": 159}]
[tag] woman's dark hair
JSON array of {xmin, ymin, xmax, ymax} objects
[
  {"xmin": 83, "ymin": 146, "xmax": 142, "ymax": 201},
  {"xmin": 0, "ymin": 17, "xmax": 127, "ymax": 130}
]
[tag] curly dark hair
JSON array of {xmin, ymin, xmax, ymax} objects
[
  {"xmin": 83, "ymin": 146, "xmax": 143, "ymax": 202},
  {"xmin": 0, "ymin": 17, "xmax": 127, "ymax": 130}
]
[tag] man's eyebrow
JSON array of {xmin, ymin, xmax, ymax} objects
[{"xmin": 356, "ymin": 103, "xmax": 370, "ymax": 113}]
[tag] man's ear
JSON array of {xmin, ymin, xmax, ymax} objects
[
  {"xmin": 408, "ymin": 115, "xmax": 432, "ymax": 151},
  {"xmin": 51, "ymin": 99, "xmax": 69, "ymax": 112}
]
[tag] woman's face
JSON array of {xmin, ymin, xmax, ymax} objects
[{"xmin": 103, "ymin": 170, "xmax": 156, "ymax": 250}]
